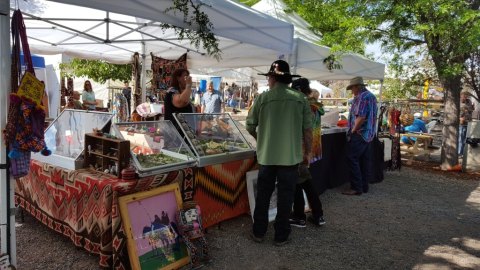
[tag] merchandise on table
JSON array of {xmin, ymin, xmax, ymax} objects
[
  {"xmin": 84, "ymin": 133, "xmax": 130, "ymax": 177},
  {"xmin": 173, "ymin": 113, "xmax": 255, "ymax": 166},
  {"xmin": 112, "ymin": 121, "xmax": 196, "ymax": 176}
]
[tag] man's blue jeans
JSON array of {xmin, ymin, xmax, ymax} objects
[
  {"xmin": 458, "ymin": 125, "xmax": 468, "ymax": 155},
  {"xmin": 346, "ymin": 133, "xmax": 372, "ymax": 193},
  {"xmin": 252, "ymin": 164, "xmax": 298, "ymax": 242}
]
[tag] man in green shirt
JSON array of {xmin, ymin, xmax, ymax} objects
[{"xmin": 246, "ymin": 60, "xmax": 313, "ymax": 246}]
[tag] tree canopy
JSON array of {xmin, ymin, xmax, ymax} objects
[
  {"xmin": 283, "ymin": 0, "xmax": 480, "ymax": 169},
  {"xmin": 60, "ymin": 59, "xmax": 132, "ymax": 84}
]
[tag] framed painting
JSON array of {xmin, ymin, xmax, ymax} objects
[
  {"xmin": 119, "ymin": 183, "xmax": 190, "ymax": 270},
  {"xmin": 246, "ymin": 170, "xmax": 310, "ymax": 222}
]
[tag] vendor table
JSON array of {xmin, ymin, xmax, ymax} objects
[
  {"xmin": 15, "ymin": 160, "xmax": 193, "ymax": 269},
  {"xmin": 15, "ymin": 158, "xmax": 255, "ymax": 269},
  {"xmin": 310, "ymin": 128, "xmax": 349, "ymax": 194}
]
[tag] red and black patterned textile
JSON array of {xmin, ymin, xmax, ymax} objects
[{"xmin": 15, "ymin": 160, "xmax": 193, "ymax": 269}]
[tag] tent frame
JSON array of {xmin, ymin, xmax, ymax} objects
[{"xmin": 19, "ymin": 9, "xmax": 206, "ymax": 56}]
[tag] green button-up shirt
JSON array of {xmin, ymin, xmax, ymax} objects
[{"xmin": 246, "ymin": 83, "xmax": 312, "ymax": 166}]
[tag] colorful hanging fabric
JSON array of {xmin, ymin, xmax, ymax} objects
[{"xmin": 4, "ymin": 10, "xmax": 50, "ymax": 178}]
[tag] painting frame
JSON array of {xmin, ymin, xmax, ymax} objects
[
  {"xmin": 246, "ymin": 170, "xmax": 310, "ymax": 222},
  {"xmin": 119, "ymin": 182, "xmax": 190, "ymax": 270}
]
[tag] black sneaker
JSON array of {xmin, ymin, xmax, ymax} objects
[
  {"xmin": 273, "ymin": 237, "xmax": 291, "ymax": 246},
  {"xmin": 308, "ymin": 216, "xmax": 326, "ymax": 226},
  {"xmin": 249, "ymin": 232, "xmax": 264, "ymax": 243},
  {"xmin": 289, "ymin": 218, "xmax": 306, "ymax": 228}
]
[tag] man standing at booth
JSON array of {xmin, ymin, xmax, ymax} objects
[
  {"xmin": 246, "ymin": 60, "xmax": 312, "ymax": 246},
  {"xmin": 201, "ymin": 81, "xmax": 223, "ymax": 113},
  {"xmin": 343, "ymin": 77, "xmax": 378, "ymax": 196}
]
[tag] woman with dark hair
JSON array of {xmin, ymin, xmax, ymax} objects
[
  {"xmin": 289, "ymin": 77, "xmax": 326, "ymax": 227},
  {"xmin": 81, "ymin": 80, "xmax": 97, "ymax": 110},
  {"xmin": 164, "ymin": 68, "xmax": 193, "ymax": 125}
]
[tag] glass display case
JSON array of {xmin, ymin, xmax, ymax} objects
[
  {"xmin": 111, "ymin": 121, "xmax": 196, "ymax": 176},
  {"xmin": 173, "ymin": 113, "xmax": 255, "ymax": 167},
  {"xmin": 32, "ymin": 109, "xmax": 113, "ymax": 170}
]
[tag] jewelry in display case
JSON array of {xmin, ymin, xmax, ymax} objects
[{"xmin": 112, "ymin": 121, "xmax": 196, "ymax": 177}]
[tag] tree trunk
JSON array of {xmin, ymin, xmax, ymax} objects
[{"xmin": 439, "ymin": 75, "xmax": 462, "ymax": 170}]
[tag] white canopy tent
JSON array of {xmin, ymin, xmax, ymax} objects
[
  {"xmin": 194, "ymin": 0, "xmax": 385, "ymax": 81},
  {"xmin": 1, "ymin": 0, "xmax": 297, "ymax": 267},
  {"xmin": 310, "ymin": 80, "xmax": 333, "ymax": 97},
  {"xmin": 21, "ymin": 0, "xmax": 294, "ymax": 65},
  {"xmin": 252, "ymin": 0, "xmax": 385, "ymax": 80}
]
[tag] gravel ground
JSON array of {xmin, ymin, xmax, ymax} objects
[{"xmin": 12, "ymin": 166, "xmax": 480, "ymax": 270}]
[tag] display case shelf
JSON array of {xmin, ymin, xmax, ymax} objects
[
  {"xmin": 111, "ymin": 121, "xmax": 196, "ymax": 177},
  {"xmin": 173, "ymin": 113, "xmax": 255, "ymax": 167},
  {"xmin": 84, "ymin": 133, "xmax": 130, "ymax": 177}
]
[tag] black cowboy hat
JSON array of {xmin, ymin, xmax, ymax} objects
[{"xmin": 258, "ymin": 60, "xmax": 301, "ymax": 78}]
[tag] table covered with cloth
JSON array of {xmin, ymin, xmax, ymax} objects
[
  {"xmin": 15, "ymin": 159, "xmax": 194, "ymax": 269},
  {"xmin": 310, "ymin": 129, "xmax": 349, "ymax": 194},
  {"xmin": 15, "ymin": 157, "xmax": 256, "ymax": 269}
]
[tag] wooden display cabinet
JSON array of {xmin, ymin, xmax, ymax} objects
[{"xmin": 84, "ymin": 133, "xmax": 130, "ymax": 177}]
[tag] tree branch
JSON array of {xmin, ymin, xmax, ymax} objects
[{"xmin": 372, "ymin": 28, "xmax": 424, "ymax": 45}]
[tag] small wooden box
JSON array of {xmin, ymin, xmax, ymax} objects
[{"xmin": 84, "ymin": 133, "xmax": 130, "ymax": 177}]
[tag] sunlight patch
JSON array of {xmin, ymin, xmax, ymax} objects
[
  {"xmin": 465, "ymin": 183, "xmax": 480, "ymax": 210},
  {"xmin": 415, "ymin": 245, "xmax": 480, "ymax": 269}
]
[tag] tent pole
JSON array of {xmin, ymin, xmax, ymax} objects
[
  {"xmin": 0, "ymin": 0, "xmax": 16, "ymax": 267},
  {"xmin": 141, "ymin": 42, "xmax": 146, "ymax": 103}
]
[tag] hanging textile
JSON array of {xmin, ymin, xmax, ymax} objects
[
  {"xmin": 131, "ymin": 52, "xmax": 142, "ymax": 111},
  {"xmin": 111, "ymin": 93, "xmax": 129, "ymax": 123},
  {"xmin": 4, "ymin": 10, "xmax": 50, "ymax": 178},
  {"xmin": 150, "ymin": 53, "xmax": 187, "ymax": 101}
]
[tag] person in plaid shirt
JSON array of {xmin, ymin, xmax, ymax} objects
[{"xmin": 342, "ymin": 77, "xmax": 378, "ymax": 196}]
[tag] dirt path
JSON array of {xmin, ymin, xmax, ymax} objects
[{"xmin": 14, "ymin": 167, "xmax": 480, "ymax": 269}]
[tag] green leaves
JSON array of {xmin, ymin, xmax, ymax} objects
[
  {"xmin": 163, "ymin": 0, "xmax": 221, "ymax": 60},
  {"xmin": 60, "ymin": 59, "xmax": 132, "ymax": 84}
]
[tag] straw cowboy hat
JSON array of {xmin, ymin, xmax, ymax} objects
[
  {"xmin": 258, "ymin": 60, "xmax": 301, "ymax": 79},
  {"xmin": 346, "ymin": 76, "xmax": 367, "ymax": 90}
]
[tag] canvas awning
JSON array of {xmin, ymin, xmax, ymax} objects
[
  {"xmin": 193, "ymin": 0, "xmax": 385, "ymax": 81},
  {"xmin": 20, "ymin": 0, "xmax": 294, "ymax": 65},
  {"xmin": 252, "ymin": 0, "xmax": 385, "ymax": 80}
]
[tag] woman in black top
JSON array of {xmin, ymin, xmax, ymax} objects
[{"xmin": 164, "ymin": 68, "xmax": 194, "ymax": 125}]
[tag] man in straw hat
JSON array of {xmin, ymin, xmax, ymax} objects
[
  {"xmin": 342, "ymin": 76, "xmax": 378, "ymax": 196},
  {"xmin": 246, "ymin": 60, "xmax": 312, "ymax": 246}
]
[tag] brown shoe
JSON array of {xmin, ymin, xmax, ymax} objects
[{"xmin": 341, "ymin": 189, "xmax": 362, "ymax": 196}]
